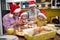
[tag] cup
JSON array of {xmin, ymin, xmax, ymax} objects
[{"xmin": 7, "ymin": 28, "xmax": 14, "ymax": 35}]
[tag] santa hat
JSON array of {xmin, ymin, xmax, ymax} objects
[
  {"xmin": 38, "ymin": 13, "xmax": 47, "ymax": 19},
  {"xmin": 20, "ymin": 12, "xmax": 27, "ymax": 16},
  {"xmin": 9, "ymin": 4, "xmax": 21, "ymax": 17},
  {"xmin": 10, "ymin": 4, "xmax": 21, "ymax": 13},
  {"xmin": 41, "ymin": 10, "xmax": 46, "ymax": 15},
  {"xmin": 19, "ymin": 12, "xmax": 27, "ymax": 19},
  {"xmin": 19, "ymin": 10, "xmax": 25, "ymax": 16},
  {"xmin": 29, "ymin": 1, "xmax": 36, "ymax": 7}
]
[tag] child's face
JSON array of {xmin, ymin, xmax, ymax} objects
[
  {"xmin": 38, "ymin": 15, "xmax": 44, "ymax": 21},
  {"xmin": 21, "ymin": 15, "xmax": 27, "ymax": 19}
]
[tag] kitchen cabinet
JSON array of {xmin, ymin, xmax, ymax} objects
[
  {"xmin": 6, "ymin": 0, "xmax": 30, "ymax": 10},
  {"xmin": 6, "ymin": 0, "xmax": 60, "ymax": 10},
  {"xmin": 36, "ymin": 0, "xmax": 52, "ymax": 9},
  {"xmin": 36, "ymin": 0, "xmax": 60, "ymax": 9},
  {"xmin": 55, "ymin": 0, "xmax": 60, "ymax": 9}
]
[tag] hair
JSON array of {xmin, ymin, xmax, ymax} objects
[
  {"xmin": 38, "ymin": 15, "xmax": 45, "ymax": 19},
  {"xmin": 52, "ymin": 19, "xmax": 60, "ymax": 24},
  {"xmin": 16, "ymin": 3, "xmax": 20, "ymax": 5},
  {"xmin": 9, "ymin": 3, "xmax": 12, "ymax": 5}
]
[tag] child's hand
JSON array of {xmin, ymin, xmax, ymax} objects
[
  {"xmin": 28, "ymin": 21, "xmax": 34, "ymax": 24},
  {"xmin": 15, "ymin": 27, "xmax": 22, "ymax": 32},
  {"xmin": 24, "ymin": 24, "xmax": 29, "ymax": 28},
  {"xmin": 18, "ymin": 27, "xmax": 22, "ymax": 32},
  {"xmin": 19, "ymin": 20, "xmax": 26, "ymax": 25},
  {"xmin": 19, "ymin": 20, "xmax": 24, "ymax": 24},
  {"xmin": 30, "ymin": 17, "xmax": 36, "ymax": 21}
]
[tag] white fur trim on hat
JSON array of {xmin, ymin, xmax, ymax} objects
[
  {"xmin": 21, "ymin": 12, "xmax": 27, "ymax": 16},
  {"xmin": 14, "ymin": 8, "xmax": 21, "ymax": 13},
  {"xmin": 9, "ymin": 13, "xmax": 13, "ymax": 17},
  {"xmin": 38, "ymin": 13, "xmax": 47, "ymax": 19},
  {"xmin": 29, "ymin": 4, "xmax": 36, "ymax": 7}
]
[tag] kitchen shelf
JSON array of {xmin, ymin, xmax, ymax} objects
[
  {"xmin": 37, "ymin": 2, "xmax": 51, "ymax": 4},
  {"xmin": 37, "ymin": 0, "xmax": 60, "ymax": 9},
  {"xmin": 6, "ymin": 0, "xmax": 60, "ymax": 10},
  {"xmin": 6, "ymin": 0, "xmax": 30, "ymax": 10},
  {"xmin": 56, "ymin": 3, "xmax": 60, "ymax": 4}
]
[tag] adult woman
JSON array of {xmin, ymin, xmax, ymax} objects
[
  {"xmin": 3, "ymin": 3, "xmax": 21, "ymax": 34},
  {"xmin": 27, "ymin": 1, "xmax": 40, "ymax": 20}
]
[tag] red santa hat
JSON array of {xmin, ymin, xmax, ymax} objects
[
  {"xmin": 38, "ymin": 13, "xmax": 47, "ymax": 19},
  {"xmin": 10, "ymin": 4, "xmax": 21, "ymax": 13},
  {"xmin": 9, "ymin": 4, "xmax": 21, "ymax": 17},
  {"xmin": 20, "ymin": 12, "xmax": 27, "ymax": 16},
  {"xmin": 41, "ymin": 10, "xmax": 46, "ymax": 15},
  {"xmin": 29, "ymin": 1, "xmax": 36, "ymax": 7},
  {"xmin": 19, "ymin": 12, "xmax": 27, "ymax": 19}
]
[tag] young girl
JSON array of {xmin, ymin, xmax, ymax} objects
[
  {"xmin": 34, "ymin": 13, "xmax": 47, "ymax": 27},
  {"xmin": 19, "ymin": 12, "xmax": 28, "ymax": 25},
  {"xmin": 14, "ymin": 12, "xmax": 28, "ymax": 31},
  {"xmin": 15, "ymin": 12, "xmax": 28, "ymax": 40}
]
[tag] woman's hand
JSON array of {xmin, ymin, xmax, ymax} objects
[
  {"xmin": 13, "ymin": 21, "xmax": 20, "ymax": 27},
  {"xmin": 16, "ymin": 21, "xmax": 20, "ymax": 24}
]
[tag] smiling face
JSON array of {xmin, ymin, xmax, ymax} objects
[
  {"xmin": 13, "ymin": 12, "xmax": 20, "ymax": 17},
  {"xmin": 21, "ymin": 15, "xmax": 27, "ymax": 19},
  {"xmin": 30, "ymin": 6, "xmax": 35, "ymax": 11},
  {"xmin": 38, "ymin": 15, "xmax": 45, "ymax": 21}
]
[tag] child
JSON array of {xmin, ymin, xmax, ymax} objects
[
  {"xmin": 14, "ymin": 12, "xmax": 28, "ymax": 29},
  {"xmin": 19, "ymin": 12, "xmax": 28, "ymax": 26},
  {"xmin": 34, "ymin": 13, "xmax": 47, "ymax": 27},
  {"xmin": 15, "ymin": 12, "xmax": 28, "ymax": 40}
]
